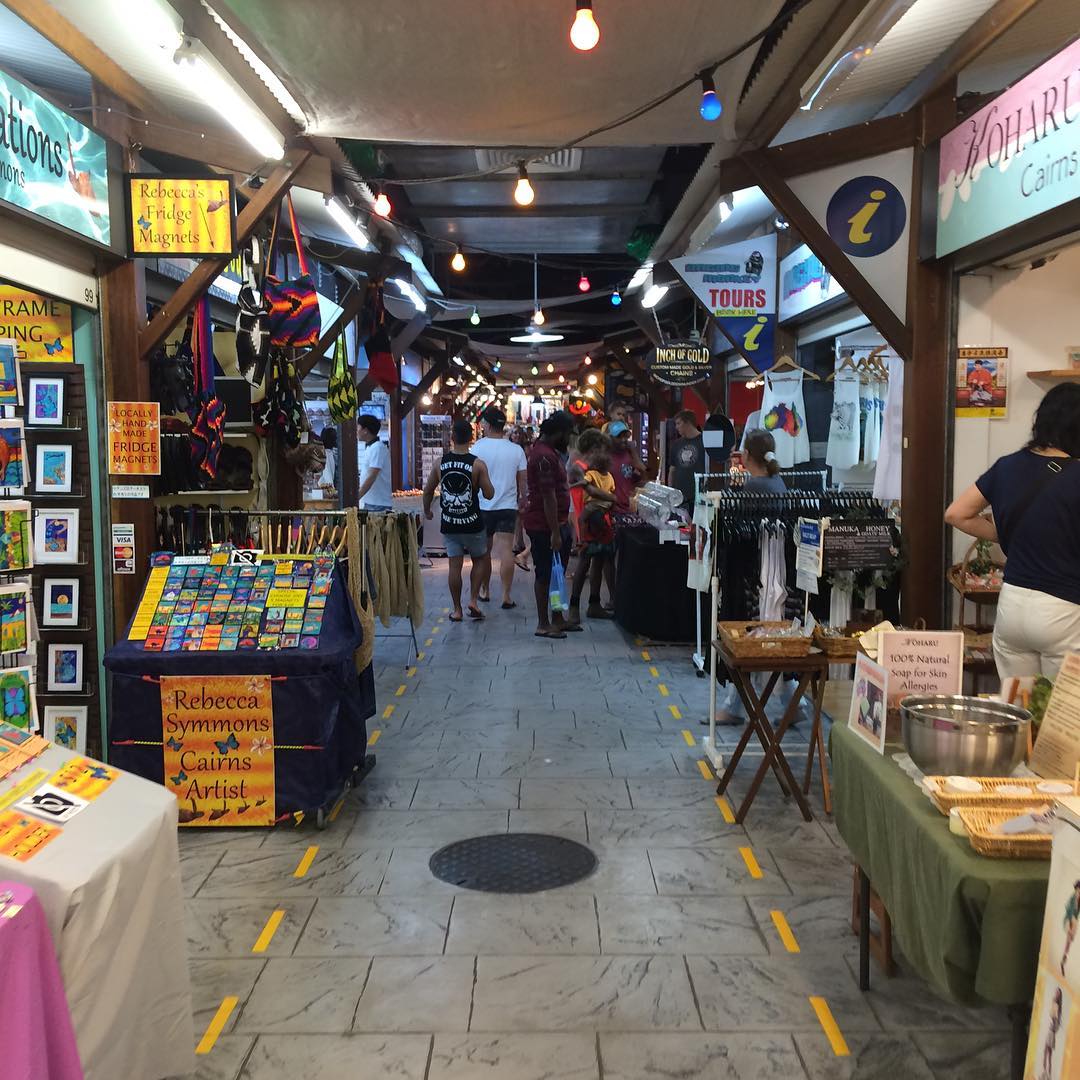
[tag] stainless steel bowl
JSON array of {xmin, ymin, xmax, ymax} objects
[{"xmin": 900, "ymin": 695, "xmax": 1031, "ymax": 777}]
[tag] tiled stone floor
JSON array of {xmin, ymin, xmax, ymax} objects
[{"xmin": 178, "ymin": 566, "xmax": 1011, "ymax": 1079}]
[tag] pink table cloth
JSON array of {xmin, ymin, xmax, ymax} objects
[{"xmin": 0, "ymin": 880, "xmax": 83, "ymax": 1080}]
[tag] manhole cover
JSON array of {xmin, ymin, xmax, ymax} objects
[{"xmin": 429, "ymin": 833, "xmax": 597, "ymax": 893}]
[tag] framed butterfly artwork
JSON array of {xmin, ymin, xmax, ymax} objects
[
  {"xmin": 0, "ymin": 666, "xmax": 36, "ymax": 731},
  {"xmin": 46, "ymin": 642, "xmax": 82, "ymax": 692},
  {"xmin": 27, "ymin": 378, "xmax": 64, "ymax": 426},
  {"xmin": 43, "ymin": 705, "xmax": 87, "ymax": 753}
]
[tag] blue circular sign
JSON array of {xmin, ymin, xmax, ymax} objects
[{"xmin": 825, "ymin": 175, "xmax": 906, "ymax": 257}]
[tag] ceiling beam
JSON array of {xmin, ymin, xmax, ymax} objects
[
  {"xmin": 880, "ymin": 0, "xmax": 1047, "ymax": 117},
  {"xmin": 392, "ymin": 171, "xmax": 658, "ymax": 185},
  {"xmin": 138, "ymin": 151, "xmax": 311, "ymax": 360},
  {"xmin": 2, "ymin": 0, "xmax": 165, "ymax": 115},
  {"xmin": 390, "ymin": 312, "xmax": 429, "ymax": 357},
  {"xmin": 412, "ymin": 205, "xmax": 645, "ymax": 219},
  {"xmin": 767, "ymin": 111, "xmax": 918, "ymax": 177},
  {"xmin": 296, "ymin": 282, "xmax": 369, "ymax": 379}
]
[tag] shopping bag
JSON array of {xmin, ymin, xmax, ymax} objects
[
  {"xmin": 263, "ymin": 195, "xmax": 321, "ymax": 348},
  {"xmin": 549, "ymin": 554, "xmax": 569, "ymax": 613}
]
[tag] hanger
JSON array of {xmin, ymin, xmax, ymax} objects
[
  {"xmin": 865, "ymin": 345, "xmax": 890, "ymax": 380},
  {"xmin": 766, "ymin": 354, "xmax": 821, "ymax": 380},
  {"xmin": 826, "ymin": 351, "xmax": 859, "ymax": 382}
]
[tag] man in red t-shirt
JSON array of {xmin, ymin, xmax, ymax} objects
[{"xmin": 523, "ymin": 411, "xmax": 579, "ymax": 638}]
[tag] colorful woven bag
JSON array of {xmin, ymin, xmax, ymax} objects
[
  {"xmin": 264, "ymin": 194, "xmax": 321, "ymax": 348},
  {"xmin": 189, "ymin": 297, "xmax": 227, "ymax": 480},
  {"xmin": 327, "ymin": 334, "xmax": 358, "ymax": 423}
]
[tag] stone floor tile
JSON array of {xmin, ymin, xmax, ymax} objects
[
  {"xmin": 446, "ymin": 893, "xmax": 599, "ymax": 955},
  {"xmin": 599, "ymin": 1033, "xmax": 804, "ymax": 1079},
  {"xmin": 198, "ymin": 849, "xmax": 391, "ymax": 898},
  {"xmin": 910, "ymin": 1032, "xmax": 1011, "ymax": 1080},
  {"xmin": 521, "ymin": 751, "xmax": 615, "ymax": 777},
  {"xmin": 294, "ymin": 896, "xmax": 452, "ymax": 956},
  {"xmin": 542, "ymin": 844, "xmax": 656, "ymax": 895},
  {"xmin": 189, "ymin": 958, "xmax": 266, "ymax": 1035},
  {"xmin": 532, "ymin": 729, "xmax": 625, "ymax": 751},
  {"xmin": 176, "ymin": 1034, "xmax": 254, "ymax": 1080},
  {"xmin": 235, "ymin": 957, "xmax": 372, "ymax": 1034},
  {"xmin": 373, "ymin": 751, "xmax": 480, "ymax": 778},
  {"xmin": 509, "ymin": 810, "xmax": 589, "ymax": 843},
  {"xmin": 770, "ymin": 845, "xmax": 855, "ymax": 897},
  {"xmin": 471, "ymin": 955, "xmax": 700, "ymax": 1032},
  {"xmin": 345, "ymin": 810, "xmax": 509, "ymax": 848},
  {"xmin": 626, "ymin": 778, "xmax": 719, "ymax": 810},
  {"xmin": 181, "ymin": 848, "xmax": 224, "ymax": 898},
  {"xmin": 588, "ymin": 810, "xmax": 744, "ymax": 848},
  {"xmin": 238, "ymin": 1034, "xmax": 431, "ymax": 1079},
  {"xmin": 429, "ymin": 1034, "xmax": 599, "ymax": 1079},
  {"xmin": 353, "ymin": 956, "xmax": 475, "ymax": 1033},
  {"xmin": 186, "ymin": 898, "xmax": 315, "ymax": 958},
  {"xmin": 597, "ymin": 895, "xmax": 766, "ymax": 955},
  {"xmin": 519, "ymin": 778, "xmax": 631, "ymax": 810},
  {"xmin": 747, "ymin": 895, "xmax": 854, "ymax": 956},
  {"xmin": 795, "ymin": 1033, "xmax": 934, "ymax": 1079},
  {"xmin": 411, "ymin": 779, "xmax": 521, "ymax": 810},
  {"xmin": 347, "ymin": 778, "xmax": 419, "ymax": 809},
  {"xmin": 607, "ymin": 751, "xmax": 681, "ymax": 777}
]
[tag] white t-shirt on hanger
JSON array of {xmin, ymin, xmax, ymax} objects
[
  {"xmin": 760, "ymin": 372, "xmax": 810, "ymax": 468},
  {"xmin": 826, "ymin": 372, "xmax": 860, "ymax": 470}
]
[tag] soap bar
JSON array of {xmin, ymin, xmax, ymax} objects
[{"xmin": 945, "ymin": 776, "xmax": 982, "ymax": 794}]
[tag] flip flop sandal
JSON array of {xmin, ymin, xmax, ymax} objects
[
  {"xmin": 501, "ymin": 601, "xmax": 517, "ymax": 609},
  {"xmin": 535, "ymin": 629, "xmax": 566, "ymax": 639},
  {"xmin": 467, "ymin": 607, "xmax": 485, "ymax": 620},
  {"xmin": 560, "ymin": 622, "xmax": 585, "ymax": 632},
  {"xmin": 449, "ymin": 614, "xmax": 464, "ymax": 622},
  {"xmin": 478, "ymin": 594, "xmax": 491, "ymax": 602}
]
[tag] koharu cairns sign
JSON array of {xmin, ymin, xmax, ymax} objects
[
  {"xmin": 937, "ymin": 37, "xmax": 1080, "ymax": 257},
  {"xmin": 0, "ymin": 67, "xmax": 111, "ymax": 245}
]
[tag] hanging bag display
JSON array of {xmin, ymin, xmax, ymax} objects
[
  {"xmin": 235, "ymin": 237, "xmax": 271, "ymax": 387},
  {"xmin": 364, "ymin": 286, "xmax": 399, "ymax": 392},
  {"xmin": 263, "ymin": 194, "xmax": 321, "ymax": 348},
  {"xmin": 189, "ymin": 297, "xmax": 227, "ymax": 480},
  {"xmin": 327, "ymin": 333, "xmax": 358, "ymax": 423}
]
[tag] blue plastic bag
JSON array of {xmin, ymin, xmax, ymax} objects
[{"xmin": 549, "ymin": 554, "xmax": 569, "ymax": 613}]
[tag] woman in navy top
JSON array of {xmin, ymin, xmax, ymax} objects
[{"xmin": 945, "ymin": 384, "xmax": 1080, "ymax": 680}]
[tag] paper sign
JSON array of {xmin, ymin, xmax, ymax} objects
[
  {"xmin": 823, "ymin": 521, "xmax": 896, "ymax": 571},
  {"xmin": 127, "ymin": 175, "xmax": 236, "ymax": 256},
  {"xmin": 0, "ymin": 285, "xmax": 74, "ymax": 363},
  {"xmin": 49, "ymin": 757, "xmax": 118, "ymax": 801},
  {"xmin": 162, "ymin": 675, "xmax": 275, "ymax": 826},
  {"xmin": 112, "ymin": 484, "xmax": 150, "ymax": 500},
  {"xmin": 107, "ymin": 401, "xmax": 160, "ymax": 475},
  {"xmin": 0, "ymin": 809, "xmax": 59, "ymax": 861},
  {"xmin": 128, "ymin": 566, "xmax": 168, "ymax": 640},
  {"xmin": 15, "ymin": 783, "xmax": 88, "ymax": 824},
  {"xmin": 112, "ymin": 523, "xmax": 135, "ymax": 574},
  {"xmin": 1031, "ymin": 653, "xmax": 1080, "ymax": 780},
  {"xmin": 877, "ymin": 631, "xmax": 964, "ymax": 712},
  {"xmin": 266, "ymin": 588, "xmax": 307, "ymax": 608},
  {"xmin": 956, "ymin": 346, "xmax": 1008, "ymax": 419},
  {"xmin": 849, "ymin": 653, "xmax": 888, "ymax": 754},
  {"xmin": 229, "ymin": 548, "xmax": 264, "ymax": 566}
]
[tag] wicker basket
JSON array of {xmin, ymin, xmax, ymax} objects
[
  {"xmin": 718, "ymin": 621, "xmax": 813, "ymax": 659},
  {"xmin": 813, "ymin": 627, "xmax": 860, "ymax": 661},
  {"xmin": 948, "ymin": 540, "xmax": 1004, "ymax": 603},
  {"xmin": 925, "ymin": 776, "xmax": 1049, "ymax": 815},
  {"xmin": 958, "ymin": 807, "xmax": 1053, "ymax": 859}
]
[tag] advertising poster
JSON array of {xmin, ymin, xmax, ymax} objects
[
  {"xmin": 648, "ymin": 341, "xmax": 712, "ymax": 387},
  {"xmin": 779, "ymin": 243, "xmax": 846, "ymax": 322},
  {"xmin": 0, "ymin": 286, "xmax": 74, "ymax": 362},
  {"xmin": 848, "ymin": 653, "xmax": 888, "ymax": 754},
  {"xmin": 1030, "ymin": 653, "xmax": 1080, "ymax": 781},
  {"xmin": 877, "ymin": 631, "xmax": 964, "ymax": 713},
  {"xmin": 126, "ymin": 175, "xmax": 236, "ymax": 256},
  {"xmin": 956, "ymin": 346, "xmax": 1008, "ymax": 418},
  {"xmin": 107, "ymin": 401, "xmax": 160, "ymax": 475},
  {"xmin": 161, "ymin": 675, "xmax": 275, "ymax": 826},
  {"xmin": 670, "ymin": 235, "xmax": 777, "ymax": 372}
]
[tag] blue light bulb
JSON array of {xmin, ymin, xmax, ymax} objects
[
  {"xmin": 611, "ymin": 290, "xmax": 622, "ymax": 306},
  {"xmin": 700, "ymin": 89, "xmax": 722, "ymax": 122}
]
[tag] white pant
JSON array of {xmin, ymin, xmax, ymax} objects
[{"xmin": 993, "ymin": 583, "xmax": 1080, "ymax": 681}]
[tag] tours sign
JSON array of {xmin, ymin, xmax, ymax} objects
[
  {"xmin": 107, "ymin": 401, "xmax": 160, "ymax": 475},
  {"xmin": 126, "ymin": 174, "xmax": 236, "ymax": 256},
  {"xmin": 648, "ymin": 341, "xmax": 712, "ymax": 387},
  {"xmin": 0, "ymin": 68, "xmax": 111, "ymax": 245}
]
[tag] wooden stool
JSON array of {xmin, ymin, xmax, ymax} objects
[{"xmin": 851, "ymin": 865, "xmax": 896, "ymax": 977}]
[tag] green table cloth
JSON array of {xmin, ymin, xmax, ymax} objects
[{"xmin": 831, "ymin": 721, "xmax": 1049, "ymax": 1006}]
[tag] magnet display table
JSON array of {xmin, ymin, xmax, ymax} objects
[
  {"xmin": 0, "ymin": 747, "xmax": 194, "ymax": 1079},
  {"xmin": 104, "ymin": 565, "xmax": 373, "ymax": 825}
]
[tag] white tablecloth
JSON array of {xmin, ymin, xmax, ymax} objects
[{"xmin": 0, "ymin": 745, "xmax": 194, "ymax": 1080}]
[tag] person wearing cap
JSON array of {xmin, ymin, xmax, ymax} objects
[
  {"xmin": 472, "ymin": 405, "xmax": 528, "ymax": 609},
  {"xmin": 608, "ymin": 420, "xmax": 644, "ymax": 513}
]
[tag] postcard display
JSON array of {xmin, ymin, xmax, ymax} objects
[{"xmin": 0, "ymin": 355, "xmax": 99, "ymax": 756}]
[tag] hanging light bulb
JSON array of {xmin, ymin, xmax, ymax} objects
[
  {"xmin": 451, "ymin": 247, "xmax": 466, "ymax": 272},
  {"xmin": 587, "ymin": 373, "xmax": 598, "ymax": 385},
  {"xmin": 546, "ymin": 363, "xmax": 555, "ymax": 373},
  {"xmin": 373, "ymin": 188, "xmax": 392, "ymax": 217},
  {"xmin": 470, "ymin": 308, "xmax": 480, "ymax": 326},
  {"xmin": 514, "ymin": 162, "xmax": 535, "ymax": 206},
  {"xmin": 531, "ymin": 365, "xmax": 539, "ymax": 376},
  {"xmin": 611, "ymin": 289, "xmax": 622, "ymax": 306},
  {"xmin": 557, "ymin": 373, "xmax": 565, "ymax": 383},
  {"xmin": 532, "ymin": 308, "xmax": 546, "ymax": 326},
  {"xmin": 421, "ymin": 394, "xmax": 432, "ymax": 406},
  {"xmin": 583, "ymin": 355, "xmax": 592, "ymax": 365},
  {"xmin": 569, "ymin": 0, "xmax": 600, "ymax": 51},
  {"xmin": 585, "ymin": 387, "xmax": 595, "ymax": 398},
  {"xmin": 578, "ymin": 271, "xmax": 590, "ymax": 293},
  {"xmin": 492, "ymin": 361, "xmax": 501, "ymax": 373},
  {"xmin": 699, "ymin": 72, "xmax": 723, "ymax": 121}
]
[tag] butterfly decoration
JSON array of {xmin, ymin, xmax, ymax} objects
[
  {"xmin": 250, "ymin": 736, "xmax": 271, "ymax": 756},
  {"xmin": 169, "ymin": 770, "xmax": 187, "ymax": 785},
  {"xmin": 166, "ymin": 736, "xmax": 184, "ymax": 751},
  {"xmin": 88, "ymin": 766, "xmax": 112, "ymax": 781},
  {"xmin": 214, "ymin": 732, "xmax": 240, "ymax": 755},
  {"xmin": 3, "ymin": 686, "xmax": 26, "ymax": 718},
  {"xmin": 245, "ymin": 677, "xmax": 263, "ymax": 694},
  {"xmin": 206, "ymin": 197, "xmax": 228, "ymax": 213},
  {"xmin": 137, "ymin": 215, "xmax": 151, "ymax": 229},
  {"xmin": 43, "ymin": 339, "xmax": 64, "ymax": 356}
]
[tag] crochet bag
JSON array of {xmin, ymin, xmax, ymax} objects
[
  {"xmin": 264, "ymin": 195, "xmax": 321, "ymax": 348},
  {"xmin": 235, "ymin": 238, "xmax": 271, "ymax": 387},
  {"xmin": 327, "ymin": 334, "xmax": 358, "ymax": 423},
  {"xmin": 189, "ymin": 298, "xmax": 226, "ymax": 480}
]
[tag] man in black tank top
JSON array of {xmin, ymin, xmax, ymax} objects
[{"xmin": 423, "ymin": 419, "xmax": 494, "ymax": 621}]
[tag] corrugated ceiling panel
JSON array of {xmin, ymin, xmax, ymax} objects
[{"xmin": 0, "ymin": 7, "xmax": 91, "ymax": 104}]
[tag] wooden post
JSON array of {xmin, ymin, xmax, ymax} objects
[{"xmin": 389, "ymin": 359, "xmax": 403, "ymax": 490}]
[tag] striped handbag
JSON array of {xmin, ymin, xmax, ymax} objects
[{"xmin": 264, "ymin": 194, "xmax": 321, "ymax": 348}]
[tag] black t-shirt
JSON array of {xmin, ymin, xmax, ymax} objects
[
  {"xmin": 439, "ymin": 451, "xmax": 481, "ymax": 534},
  {"xmin": 976, "ymin": 449, "xmax": 1080, "ymax": 604},
  {"xmin": 669, "ymin": 435, "xmax": 705, "ymax": 508}
]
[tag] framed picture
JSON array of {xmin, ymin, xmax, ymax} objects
[
  {"xmin": 848, "ymin": 652, "xmax": 888, "ymax": 754},
  {"xmin": 0, "ymin": 666, "xmax": 37, "ymax": 731},
  {"xmin": 34, "ymin": 444, "xmax": 73, "ymax": 494},
  {"xmin": 46, "ymin": 643, "xmax": 83, "ymax": 693},
  {"xmin": 0, "ymin": 419, "xmax": 27, "ymax": 492},
  {"xmin": 0, "ymin": 583, "xmax": 30, "ymax": 654},
  {"xmin": 43, "ymin": 705, "xmax": 87, "ymax": 753},
  {"xmin": 0, "ymin": 340, "xmax": 22, "ymax": 408},
  {"xmin": 0, "ymin": 502, "xmax": 32, "ymax": 571},
  {"xmin": 27, "ymin": 377, "xmax": 64, "ymax": 426},
  {"xmin": 42, "ymin": 578, "xmax": 79, "ymax": 628},
  {"xmin": 34, "ymin": 509, "xmax": 78, "ymax": 564}
]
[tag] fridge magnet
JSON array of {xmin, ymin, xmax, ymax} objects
[
  {"xmin": 0, "ymin": 420, "xmax": 27, "ymax": 492},
  {"xmin": 33, "ymin": 509, "xmax": 78, "ymax": 563},
  {"xmin": 42, "ymin": 578, "xmax": 78, "ymax": 628},
  {"xmin": 43, "ymin": 706, "xmax": 87, "ymax": 753},
  {"xmin": 0, "ymin": 502, "xmax": 33, "ymax": 571},
  {"xmin": 0, "ymin": 584, "xmax": 30, "ymax": 654},
  {"xmin": 34, "ymin": 444, "xmax": 73, "ymax": 494},
  {"xmin": 46, "ymin": 643, "xmax": 82, "ymax": 692},
  {"xmin": 0, "ymin": 341, "xmax": 21, "ymax": 407},
  {"xmin": 0, "ymin": 666, "xmax": 36, "ymax": 730},
  {"xmin": 27, "ymin": 377, "xmax": 64, "ymax": 426}
]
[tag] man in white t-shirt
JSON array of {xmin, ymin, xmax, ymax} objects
[
  {"xmin": 472, "ymin": 406, "xmax": 528, "ymax": 608},
  {"xmin": 357, "ymin": 414, "xmax": 393, "ymax": 511}
]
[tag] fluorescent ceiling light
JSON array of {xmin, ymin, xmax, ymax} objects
[
  {"xmin": 628, "ymin": 265, "xmax": 652, "ymax": 290},
  {"xmin": 641, "ymin": 284, "xmax": 669, "ymax": 309},
  {"xmin": 390, "ymin": 277, "xmax": 427, "ymax": 313},
  {"xmin": 325, "ymin": 197, "xmax": 370, "ymax": 249},
  {"xmin": 453, "ymin": 355, "xmax": 465, "ymax": 366},
  {"xmin": 211, "ymin": 274, "xmax": 241, "ymax": 299},
  {"xmin": 174, "ymin": 38, "xmax": 284, "ymax": 160},
  {"xmin": 115, "ymin": 0, "xmax": 182, "ymax": 49},
  {"xmin": 510, "ymin": 331, "xmax": 565, "ymax": 343},
  {"xmin": 718, "ymin": 196, "xmax": 734, "ymax": 223}
]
